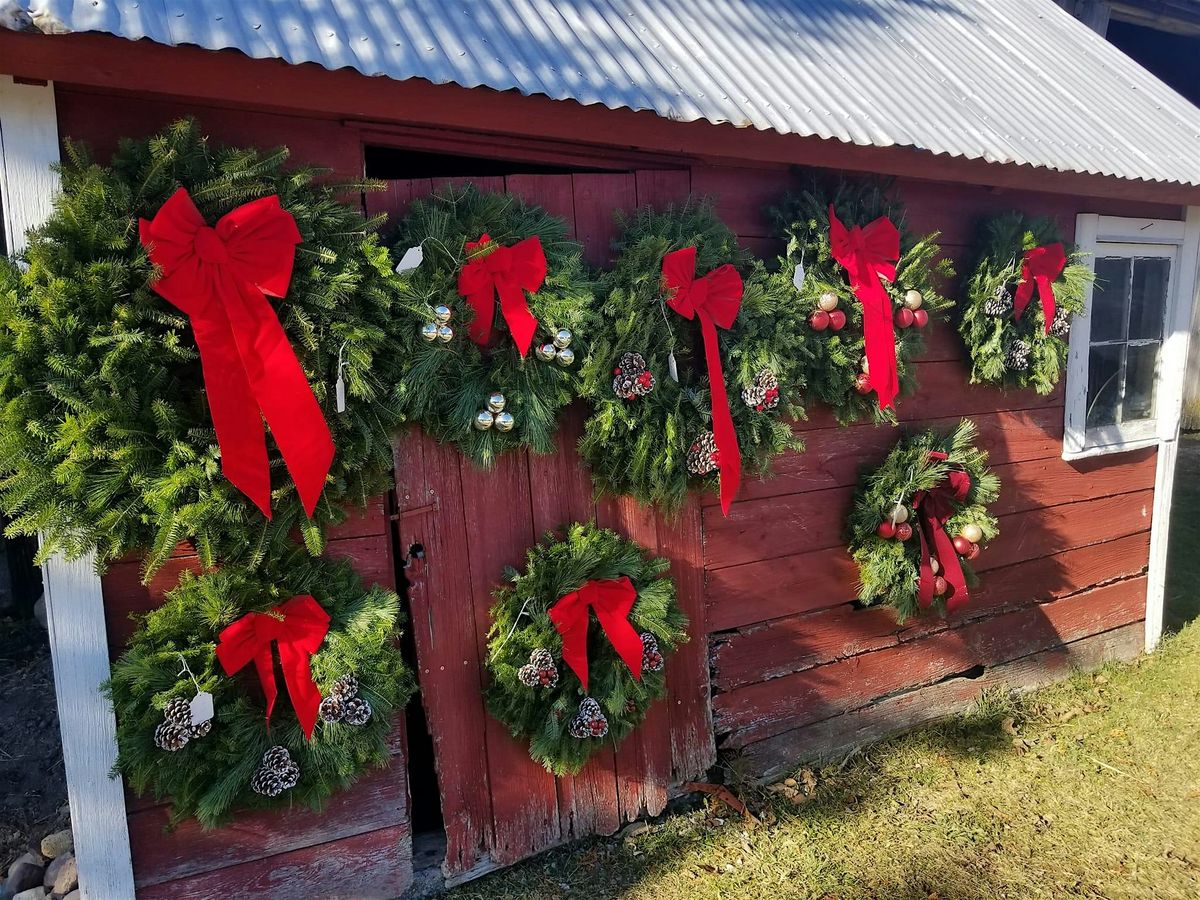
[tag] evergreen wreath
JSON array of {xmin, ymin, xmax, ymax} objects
[
  {"xmin": 106, "ymin": 549, "xmax": 415, "ymax": 827},
  {"xmin": 959, "ymin": 213, "xmax": 1091, "ymax": 394},
  {"xmin": 386, "ymin": 184, "xmax": 596, "ymax": 467},
  {"xmin": 0, "ymin": 119, "xmax": 403, "ymax": 578},
  {"xmin": 846, "ymin": 419, "xmax": 1000, "ymax": 620},
  {"xmin": 484, "ymin": 522, "xmax": 687, "ymax": 775},
  {"xmin": 771, "ymin": 179, "xmax": 954, "ymax": 424},
  {"xmin": 579, "ymin": 199, "xmax": 811, "ymax": 512}
]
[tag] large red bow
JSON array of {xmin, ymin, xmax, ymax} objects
[
  {"xmin": 214, "ymin": 594, "xmax": 331, "ymax": 740},
  {"xmin": 914, "ymin": 451, "xmax": 972, "ymax": 613},
  {"xmin": 139, "ymin": 188, "xmax": 333, "ymax": 519},
  {"xmin": 828, "ymin": 205, "xmax": 902, "ymax": 410},
  {"xmin": 548, "ymin": 576, "xmax": 643, "ymax": 693},
  {"xmin": 456, "ymin": 234, "xmax": 546, "ymax": 356},
  {"xmin": 1014, "ymin": 243, "xmax": 1067, "ymax": 334},
  {"xmin": 662, "ymin": 246, "xmax": 744, "ymax": 515}
]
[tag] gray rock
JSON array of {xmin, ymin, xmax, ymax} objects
[
  {"xmin": 41, "ymin": 854, "xmax": 71, "ymax": 892},
  {"xmin": 32, "ymin": 594, "xmax": 46, "ymax": 630},
  {"xmin": 48, "ymin": 855, "xmax": 75, "ymax": 898},
  {"xmin": 13, "ymin": 887, "xmax": 48, "ymax": 900},
  {"xmin": 62, "ymin": 893, "xmax": 80, "ymax": 900},
  {"xmin": 37, "ymin": 833, "xmax": 71, "ymax": 862},
  {"xmin": 4, "ymin": 861, "xmax": 43, "ymax": 897},
  {"xmin": 8, "ymin": 854, "xmax": 43, "ymax": 877}
]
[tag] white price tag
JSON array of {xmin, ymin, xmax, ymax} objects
[
  {"xmin": 792, "ymin": 260, "xmax": 806, "ymax": 291},
  {"xmin": 190, "ymin": 691, "xmax": 215, "ymax": 726},
  {"xmin": 394, "ymin": 245, "xmax": 424, "ymax": 273},
  {"xmin": 667, "ymin": 351, "xmax": 679, "ymax": 383},
  {"xmin": 335, "ymin": 373, "xmax": 346, "ymax": 413}
]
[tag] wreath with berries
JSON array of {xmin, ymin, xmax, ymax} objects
[
  {"xmin": 105, "ymin": 549, "xmax": 416, "ymax": 827},
  {"xmin": 483, "ymin": 522, "xmax": 688, "ymax": 775},
  {"xmin": 0, "ymin": 119, "xmax": 406, "ymax": 579},
  {"xmin": 770, "ymin": 179, "xmax": 955, "ymax": 424},
  {"xmin": 386, "ymin": 184, "xmax": 597, "ymax": 467},
  {"xmin": 846, "ymin": 419, "xmax": 1000, "ymax": 621},
  {"xmin": 578, "ymin": 199, "xmax": 811, "ymax": 513},
  {"xmin": 959, "ymin": 213, "xmax": 1091, "ymax": 394}
]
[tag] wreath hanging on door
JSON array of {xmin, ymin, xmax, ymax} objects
[
  {"xmin": 483, "ymin": 522, "xmax": 688, "ymax": 775},
  {"xmin": 578, "ymin": 199, "xmax": 812, "ymax": 515},
  {"xmin": 106, "ymin": 549, "xmax": 416, "ymax": 827},
  {"xmin": 846, "ymin": 419, "xmax": 1000, "ymax": 621},
  {"xmin": 958, "ymin": 213, "xmax": 1091, "ymax": 394},
  {"xmin": 385, "ymin": 184, "xmax": 597, "ymax": 467},
  {"xmin": 770, "ymin": 179, "xmax": 955, "ymax": 424}
]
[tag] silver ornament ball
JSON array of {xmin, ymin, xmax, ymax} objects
[
  {"xmin": 555, "ymin": 347, "xmax": 575, "ymax": 367},
  {"xmin": 420, "ymin": 322, "xmax": 438, "ymax": 342},
  {"xmin": 536, "ymin": 342, "xmax": 557, "ymax": 362},
  {"xmin": 487, "ymin": 392, "xmax": 507, "ymax": 413},
  {"xmin": 553, "ymin": 328, "xmax": 573, "ymax": 349},
  {"xmin": 474, "ymin": 410, "xmax": 494, "ymax": 431},
  {"xmin": 437, "ymin": 324, "xmax": 454, "ymax": 343},
  {"xmin": 494, "ymin": 411, "xmax": 515, "ymax": 432},
  {"xmin": 433, "ymin": 304, "xmax": 452, "ymax": 323}
]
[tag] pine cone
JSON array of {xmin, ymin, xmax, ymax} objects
[
  {"xmin": 1049, "ymin": 309, "xmax": 1071, "ymax": 339},
  {"xmin": 686, "ymin": 432, "xmax": 719, "ymax": 476},
  {"xmin": 640, "ymin": 632, "xmax": 665, "ymax": 673},
  {"xmin": 154, "ymin": 721, "xmax": 190, "ymax": 752},
  {"xmin": 568, "ymin": 697, "xmax": 609, "ymax": 739},
  {"xmin": 163, "ymin": 697, "xmax": 192, "ymax": 727},
  {"xmin": 261, "ymin": 745, "xmax": 294, "ymax": 772},
  {"xmin": 530, "ymin": 649, "xmax": 554, "ymax": 670},
  {"xmin": 741, "ymin": 369, "xmax": 780, "ymax": 412},
  {"xmin": 318, "ymin": 695, "xmax": 345, "ymax": 723},
  {"xmin": 343, "ymin": 696, "xmax": 373, "ymax": 727},
  {"xmin": 612, "ymin": 352, "xmax": 654, "ymax": 400},
  {"xmin": 983, "ymin": 284, "xmax": 1014, "ymax": 317},
  {"xmin": 330, "ymin": 673, "xmax": 359, "ymax": 700},
  {"xmin": 251, "ymin": 746, "xmax": 301, "ymax": 796},
  {"xmin": 1005, "ymin": 339, "xmax": 1032, "ymax": 371},
  {"xmin": 517, "ymin": 664, "xmax": 541, "ymax": 687},
  {"xmin": 189, "ymin": 720, "xmax": 212, "ymax": 740}
]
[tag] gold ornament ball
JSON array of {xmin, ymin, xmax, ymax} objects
[
  {"xmin": 556, "ymin": 347, "xmax": 575, "ymax": 367},
  {"xmin": 536, "ymin": 342, "xmax": 557, "ymax": 362},
  {"xmin": 961, "ymin": 523, "xmax": 984, "ymax": 544},
  {"xmin": 553, "ymin": 328, "xmax": 573, "ymax": 349},
  {"xmin": 474, "ymin": 410, "xmax": 494, "ymax": 431},
  {"xmin": 494, "ymin": 411, "xmax": 515, "ymax": 432},
  {"xmin": 818, "ymin": 292, "xmax": 839, "ymax": 313},
  {"xmin": 433, "ymin": 304, "xmax": 452, "ymax": 323},
  {"xmin": 890, "ymin": 503, "xmax": 909, "ymax": 525},
  {"xmin": 903, "ymin": 289, "xmax": 924, "ymax": 310},
  {"xmin": 420, "ymin": 322, "xmax": 438, "ymax": 342},
  {"xmin": 487, "ymin": 392, "xmax": 506, "ymax": 413},
  {"xmin": 930, "ymin": 557, "xmax": 940, "ymax": 575},
  {"xmin": 436, "ymin": 324, "xmax": 454, "ymax": 343}
]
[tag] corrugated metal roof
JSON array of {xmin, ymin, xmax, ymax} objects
[{"xmin": 14, "ymin": 0, "xmax": 1200, "ymax": 186}]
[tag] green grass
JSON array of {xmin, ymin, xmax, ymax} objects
[{"xmin": 454, "ymin": 623, "xmax": 1200, "ymax": 899}]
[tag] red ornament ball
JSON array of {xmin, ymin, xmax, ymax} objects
[
  {"xmin": 967, "ymin": 542, "xmax": 982, "ymax": 560},
  {"xmin": 894, "ymin": 307, "xmax": 915, "ymax": 328},
  {"xmin": 912, "ymin": 308, "xmax": 929, "ymax": 328},
  {"xmin": 828, "ymin": 309, "xmax": 847, "ymax": 331},
  {"xmin": 810, "ymin": 310, "xmax": 831, "ymax": 331},
  {"xmin": 933, "ymin": 575, "xmax": 949, "ymax": 596},
  {"xmin": 952, "ymin": 535, "xmax": 972, "ymax": 555},
  {"xmin": 854, "ymin": 372, "xmax": 873, "ymax": 395},
  {"xmin": 877, "ymin": 520, "xmax": 896, "ymax": 539},
  {"xmin": 895, "ymin": 522, "xmax": 913, "ymax": 541}
]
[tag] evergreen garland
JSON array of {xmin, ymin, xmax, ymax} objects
[
  {"xmin": 846, "ymin": 420, "xmax": 1000, "ymax": 620},
  {"xmin": 484, "ymin": 522, "xmax": 687, "ymax": 775},
  {"xmin": 386, "ymin": 184, "xmax": 596, "ymax": 467},
  {"xmin": 770, "ymin": 179, "xmax": 955, "ymax": 424},
  {"xmin": 959, "ymin": 213, "xmax": 1091, "ymax": 394},
  {"xmin": 0, "ymin": 119, "xmax": 403, "ymax": 578},
  {"xmin": 579, "ymin": 199, "xmax": 811, "ymax": 512},
  {"xmin": 106, "ymin": 549, "xmax": 415, "ymax": 828}
]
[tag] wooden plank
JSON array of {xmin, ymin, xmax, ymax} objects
[
  {"xmin": 323, "ymin": 533, "xmax": 395, "ymax": 591},
  {"xmin": 571, "ymin": 173, "xmax": 636, "ymax": 268},
  {"xmin": 738, "ymin": 621, "xmax": 1145, "ymax": 781},
  {"xmin": 505, "ymin": 174, "xmax": 577, "ymax": 232},
  {"xmin": 689, "ymin": 165, "xmax": 787, "ymax": 238},
  {"xmin": 990, "ymin": 447, "xmax": 1157, "ymax": 516},
  {"xmin": 710, "ymin": 530, "xmax": 1151, "ymax": 690},
  {"xmin": 324, "ymin": 495, "xmax": 389, "ymax": 540},
  {"xmin": 634, "ymin": 169, "xmax": 692, "ymax": 208},
  {"xmin": 715, "ymin": 575, "xmax": 1147, "ymax": 748},
  {"xmin": 136, "ymin": 824, "xmax": 413, "ymax": 900}
]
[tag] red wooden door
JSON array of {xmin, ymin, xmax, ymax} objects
[{"xmin": 370, "ymin": 172, "xmax": 714, "ymax": 881}]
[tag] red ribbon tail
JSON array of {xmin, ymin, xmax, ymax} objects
[
  {"xmin": 548, "ymin": 593, "xmax": 591, "ymax": 692},
  {"xmin": 859, "ymin": 277, "xmax": 900, "ymax": 410},
  {"xmin": 1013, "ymin": 263, "xmax": 1035, "ymax": 321},
  {"xmin": 1037, "ymin": 275, "xmax": 1057, "ymax": 335},
  {"xmin": 935, "ymin": 526, "xmax": 969, "ymax": 612},
  {"xmin": 252, "ymin": 648, "xmax": 279, "ymax": 730},
  {"xmin": 916, "ymin": 519, "xmax": 936, "ymax": 610},
  {"xmin": 593, "ymin": 577, "xmax": 644, "ymax": 681},
  {"xmin": 700, "ymin": 314, "xmax": 741, "ymax": 515},
  {"xmin": 497, "ymin": 281, "xmax": 539, "ymax": 357},
  {"xmin": 278, "ymin": 640, "xmax": 323, "ymax": 740}
]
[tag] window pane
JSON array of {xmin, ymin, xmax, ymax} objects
[
  {"xmin": 1086, "ymin": 344, "xmax": 1123, "ymax": 428},
  {"xmin": 1091, "ymin": 257, "xmax": 1130, "ymax": 342},
  {"xmin": 1123, "ymin": 342, "xmax": 1159, "ymax": 422},
  {"xmin": 1129, "ymin": 257, "xmax": 1169, "ymax": 340}
]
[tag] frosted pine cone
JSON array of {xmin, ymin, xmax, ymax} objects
[
  {"xmin": 686, "ymin": 432, "xmax": 719, "ymax": 476},
  {"xmin": 163, "ymin": 697, "xmax": 192, "ymax": 727},
  {"xmin": 330, "ymin": 673, "xmax": 358, "ymax": 700},
  {"xmin": 189, "ymin": 719, "xmax": 212, "ymax": 740},
  {"xmin": 568, "ymin": 697, "xmax": 609, "ymax": 739},
  {"xmin": 261, "ymin": 745, "xmax": 294, "ymax": 772},
  {"xmin": 741, "ymin": 369, "xmax": 780, "ymax": 412},
  {"xmin": 153, "ymin": 721, "xmax": 190, "ymax": 752},
  {"xmin": 251, "ymin": 746, "xmax": 300, "ymax": 796},
  {"xmin": 983, "ymin": 284, "xmax": 1014, "ymax": 316},
  {"xmin": 343, "ymin": 696, "xmax": 373, "ymax": 726},
  {"xmin": 318, "ymin": 695, "xmax": 345, "ymax": 723},
  {"xmin": 640, "ymin": 632, "xmax": 665, "ymax": 673},
  {"xmin": 1049, "ymin": 308, "xmax": 1071, "ymax": 339},
  {"xmin": 1005, "ymin": 339, "xmax": 1032, "ymax": 371},
  {"xmin": 612, "ymin": 352, "xmax": 655, "ymax": 400},
  {"xmin": 518, "ymin": 648, "xmax": 559, "ymax": 688}
]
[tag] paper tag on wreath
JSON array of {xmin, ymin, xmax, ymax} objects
[
  {"xmin": 190, "ymin": 691, "xmax": 215, "ymax": 726},
  {"xmin": 394, "ymin": 245, "xmax": 424, "ymax": 273}
]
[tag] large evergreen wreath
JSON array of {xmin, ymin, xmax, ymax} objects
[
  {"xmin": 771, "ymin": 180, "xmax": 954, "ymax": 424},
  {"xmin": 579, "ymin": 200, "xmax": 811, "ymax": 512},
  {"xmin": 846, "ymin": 420, "xmax": 999, "ymax": 620},
  {"xmin": 959, "ymin": 213, "xmax": 1091, "ymax": 393},
  {"xmin": 484, "ymin": 522, "xmax": 687, "ymax": 775},
  {"xmin": 0, "ymin": 120, "xmax": 403, "ymax": 577},
  {"xmin": 106, "ymin": 549, "xmax": 415, "ymax": 827},
  {"xmin": 386, "ymin": 185, "xmax": 596, "ymax": 467}
]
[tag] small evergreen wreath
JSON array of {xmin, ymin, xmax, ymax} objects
[
  {"xmin": 0, "ymin": 119, "xmax": 403, "ymax": 578},
  {"xmin": 771, "ymin": 180, "xmax": 954, "ymax": 423},
  {"xmin": 846, "ymin": 419, "xmax": 1000, "ymax": 620},
  {"xmin": 579, "ymin": 200, "xmax": 811, "ymax": 513},
  {"xmin": 386, "ymin": 184, "xmax": 596, "ymax": 467},
  {"xmin": 484, "ymin": 522, "xmax": 687, "ymax": 775},
  {"xmin": 106, "ymin": 549, "xmax": 416, "ymax": 827},
  {"xmin": 959, "ymin": 213, "xmax": 1091, "ymax": 393}
]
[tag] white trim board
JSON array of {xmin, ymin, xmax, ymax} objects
[{"xmin": 0, "ymin": 76, "xmax": 137, "ymax": 900}]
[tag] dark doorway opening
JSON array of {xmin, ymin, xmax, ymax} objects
[{"xmin": 365, "ymin": 144, "xmax": 616, "ymax": 180}]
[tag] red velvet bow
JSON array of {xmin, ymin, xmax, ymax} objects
[
  {"xmin": 914, "ymin": 451, "xmax": 972, "ymax": 613},
  {"xmin": 214, "ymin": 594, "xmax": 331, "ymax": 740},
  {"xmin": 828, "ymin": 205, "xmax": 902, "ymax": 410},
  {"xmin": 139, "ymin": 188, "xmax": 333, "ymax": 519},
  {"xmin": 662, "ymin": 246, "xmax": 744, "ymax": 515},
  {"xmin": 1014, "ymin": 243, "xmax": 1067, "ymax": 334},
  {"xmin": 548, "ymin": 576, "xmax": 643, "ymax": 693},
  {"xmin": 456, "ymin": 233, "xmax": 546, "ymax": 356}
]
